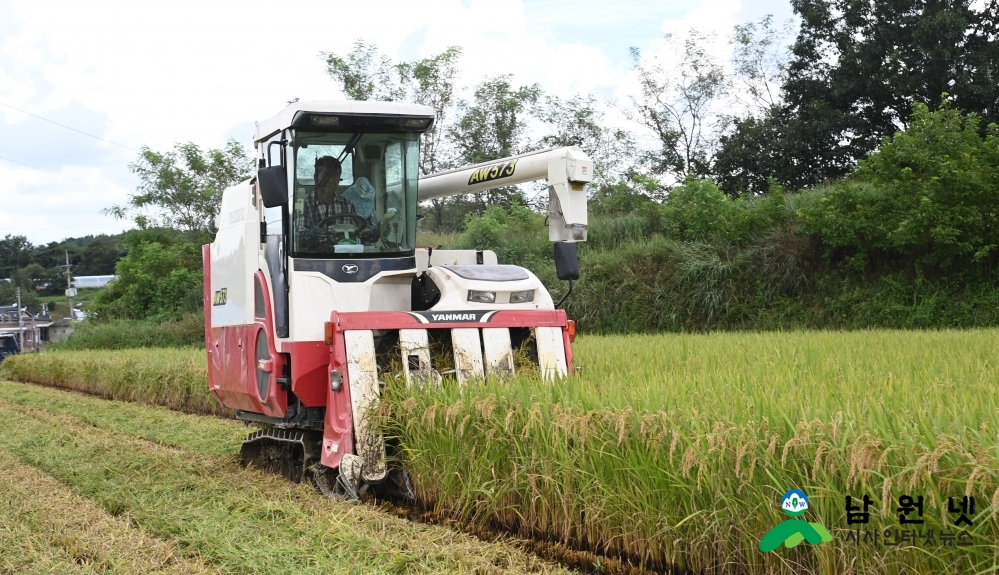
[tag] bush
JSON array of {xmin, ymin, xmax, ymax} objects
[
  {"xmin": 52, "ymin": 313, "xmax": 205, "ymax": 350},
  {"xmin": 659, "ymin": 178, "xmax": 788, "ymax": 244},
  {"xmin": 458, "ymin": 203, "xmax": 551, "ymax": 270},
  {"xmin": 91, "ymin": 229, "xmax": 205, "ymax": 321},
  {"xmin": 800, "ymin": 101, "xmax": 999, "ymax": 270}
]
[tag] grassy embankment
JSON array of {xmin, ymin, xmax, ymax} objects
[{"xmin": 4, "ymin": 330, "xmax": 999, "ymax": 574}]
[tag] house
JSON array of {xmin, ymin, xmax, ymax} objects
[
  {"xmin": 0, "ymin": 305, "xmax": 54, "ymax": 352},
  {"xmin": 47, "ymin": 318, "xmax": 74, "ymax": 343}
]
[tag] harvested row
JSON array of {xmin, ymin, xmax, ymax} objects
[
  {"xmin": 0, "ymin": 448, "xmax": 215, "ymax": 575},
  {"xmin": 0, "ymin": 380, "xmax": 573, "ymax": 575}
]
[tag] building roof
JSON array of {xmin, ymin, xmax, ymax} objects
[{"xmin": 254, "ymin": 100, "xmax": 435, "ymax": 143}]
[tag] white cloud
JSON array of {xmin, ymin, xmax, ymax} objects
[{"xmin": 0, "ymin": 0, "xmax": 769, "ymax": 244}]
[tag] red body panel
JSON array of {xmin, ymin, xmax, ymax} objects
[
  {"xmin": 282, "ymin": 340, "xmax": 330, "ymax": 407},
  {"xmin": 204, "ymin": 267, "xmax": 287, "ymax": 417},
  {"xmin": 334, "ymin": 309, "xmax": 569, "ymax": 330},
  {"xmin": 321, "ymin": 319, "xmax": 355, "ymax": 468}
]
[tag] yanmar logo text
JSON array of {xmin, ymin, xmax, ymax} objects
[
  {"xmin": 431, "ymin": 313, "xmax": 477, "ymax": 321},
  {"xmin": 406, "ymin": 310, "xmax": 494, "ymax": 324}
]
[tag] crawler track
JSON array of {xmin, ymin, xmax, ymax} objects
[{"xmin": 240, "ymin": 428, "xmax": 319, "ymax": 484}]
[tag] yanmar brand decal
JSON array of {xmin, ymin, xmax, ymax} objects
[
  {"xmin": 213, "ymin": 288, "xmax": 228, "ymax": 306},
  {"xmin": 467, "ymin": 159, "xmax": 517, "ymax": 186},
  {"xmin": 406, "ymin": 310, "xmax": 497, "ymax": 324},
  {"xmin": 432, "ymin": 313, "xmax": 476, "ymax": 321}
]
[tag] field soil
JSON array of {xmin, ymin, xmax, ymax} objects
[{"xmin": 0, "ymin": 380, "xmax": 574, "ymax": 575}]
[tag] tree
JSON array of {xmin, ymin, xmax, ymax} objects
[
  {"xmin": 322, "ymin": 41, "xmax": 409, "ymax": 101},
  {"xmin": 448, "ymin": 75, "xmax": 542, "ymax": 209},
  {"xmin": 534, "ymin": 94, "xmax": 636, "ymax": 184},
  {"xmin": 799, "ymin": 100, "xmax": 999, "ymax": 270},
  {"xmin": 401, "ymin": 47, "xmax": 463, "ymax": 230},
  {"xmin": 90, "ymin": 228, "xmax": 204, "ymax": 320},
  {"xmin": 106, "ymin": 140, "xmax": 254, "ymax": 233},
  {"xmin": 630, "ymin": 31, "xmax": 729, "ymax": 181},
  {"xmin": 0, "ymin": 235, "xmax": 33, "ymax": 278},
  {"xmin": 783, "ymin": 0, "xmax": 999, "ymax": 186},
  {"xmin": 76, "ymin": 235, "xmax": 124, "ymax": 276},
  {"xmin": 729, "ymin": 16, "xmax": 793, "ymax": 114}
]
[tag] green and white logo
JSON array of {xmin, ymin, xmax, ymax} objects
[{"xmin": 759, "ymin": 489, "xmax": 833, "ymax": 552}]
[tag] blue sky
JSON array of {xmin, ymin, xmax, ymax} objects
[{"xmin": 0, "ymin": 0, "xmax": 796, "ymax": 244}]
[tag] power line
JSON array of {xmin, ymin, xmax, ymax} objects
[
  {"xmin": 0, "ymin": 101, "xmax": 139, "ymax": 152},
  {"xmin": 0, "ymin": 154, "xmax": 123, "ymax": 193}
]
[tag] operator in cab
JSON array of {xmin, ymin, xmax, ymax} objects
[{"xmin": 299, "ymin": 156, "xmax": 378, "ymax": 250}]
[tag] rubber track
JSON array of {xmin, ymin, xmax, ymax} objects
[{"xmin": 240, "ymin": 428, "xmax": 319, "ymax": 484}]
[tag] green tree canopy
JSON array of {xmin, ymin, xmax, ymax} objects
[
  {"xmin": 90, "ymin": 228, "xmax": 205, "ymax": 321},
  {"xmin": 718, "ymin": 0, "xmax": 999, "ymax": 192},
  {"xmin": 800, "ymin": 101, "xmax": 999, "ymax": 269},
  {"xmin": 107, "ymin": 140, "xmax": 253, "ymax": 233}
]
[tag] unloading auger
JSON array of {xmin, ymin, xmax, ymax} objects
[{"xmin": 203, "ymin": 100, "xmax": 591, "ymax": 497}]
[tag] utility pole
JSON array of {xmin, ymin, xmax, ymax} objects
[
  {"xmin": 62, "ymin": 251, "xmax": 76, "ymax": 321},
  {"xmin": 16, "ymin": 286, "xmax": 23, "ymax": 351}
]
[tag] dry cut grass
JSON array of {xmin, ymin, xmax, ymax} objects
[
  {"xmin": 0, "ymin": 448, "xmax": 215, "ymax": 574},
  {"xmin": 0, "ymin": 380, "xmax": 573, "ymax": 575}
]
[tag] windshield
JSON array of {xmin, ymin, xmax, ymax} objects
[{"xmin": 291, "ymin": 131, "xmax": 420, "ymax": 257}]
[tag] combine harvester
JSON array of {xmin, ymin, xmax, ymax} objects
[{"xmin": 203, "ymin": 101, "xmax": 591, "ymax": 497}]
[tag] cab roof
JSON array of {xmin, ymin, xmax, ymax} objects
[{"xmin": 254, "ymin": 100, "xmax": 436, "ymax": 143}]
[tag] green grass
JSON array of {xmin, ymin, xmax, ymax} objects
[
  {"xmin": 0, "ymin": 447, "xmax": 214, "ymax": 574},
  {"xmin": 6, "ymin": 330, "xmax": 999, "ymax": 573},
  {"xmin": 0, "ymin": 380, "xmax": 571, "ymax": 575},
  {"xmin": 51, "ymin": 313, "xmax": 205, "ymax": 350}
]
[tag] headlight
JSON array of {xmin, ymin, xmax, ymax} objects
[
  {"xmin": 467, "ymin": 290, "xmax": 496, "ymax": 303},
  {"xmin": 310, "ymin": 115, "xmax": 339, "ymax": 126},
  {"xmin": 508, "ymin": 290, "xmax": 535, "ymax": 303}
]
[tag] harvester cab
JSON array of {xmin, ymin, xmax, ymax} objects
[{"xmin": 204, "ymin": 100, "xmax": 592, "ymax": 496}]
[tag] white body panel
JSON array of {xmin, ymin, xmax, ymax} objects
[
  {"xmin": 414, "ymin": 249, "xmax": 498, "ymax": 271},
  {"xmin": 399, "ymin": 328, "xmax": 439, "ymax": 389},
  {"xmin": 286, "ymin": 269, "xmax": 413, "ymax": 343},
  {"xmin": 418, "ymin": 147, "xmax": 593, "ymax": 242},
  {"xmin": 534, "ymin": 326, "xmax": 568, "ymax": 380},
  {"xmin": 482, "ymin": 327, "xmax": 515, "ymax": 379},
  {"xmin": 423, "ymin": 266, "xmax": 554, "ymax": 310},
  {"xmin": 210, "ymin": 180, "xmax": 259, "ymax": 326}
]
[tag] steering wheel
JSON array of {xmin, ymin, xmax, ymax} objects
[{"xmin": 316, "ymin": 214, "xmax": 369, "ymax": 238}]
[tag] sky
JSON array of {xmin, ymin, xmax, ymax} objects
[{"xmin": 0, "ymin": 0, "xmax": 795, "ymax": 245}]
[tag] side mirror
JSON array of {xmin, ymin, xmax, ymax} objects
[
  {"xmin": 258, "ymin": 166, "xmax": 288, "ymax": 208},
  {"xmin": 554, "ymin": 241, "xmax": 580, "ymax": 281}
]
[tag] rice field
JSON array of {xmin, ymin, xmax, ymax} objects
[
  {"xmin": 0, "ymin": 347, "xmax": 225, "ymax": 416},
  {"xmin": 4, "ymin": 329, "xmax": 999, "ymax": 574},
  {"xmin": 388, "ymin": 330, "xmax": 999, "ymax": 574}
]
